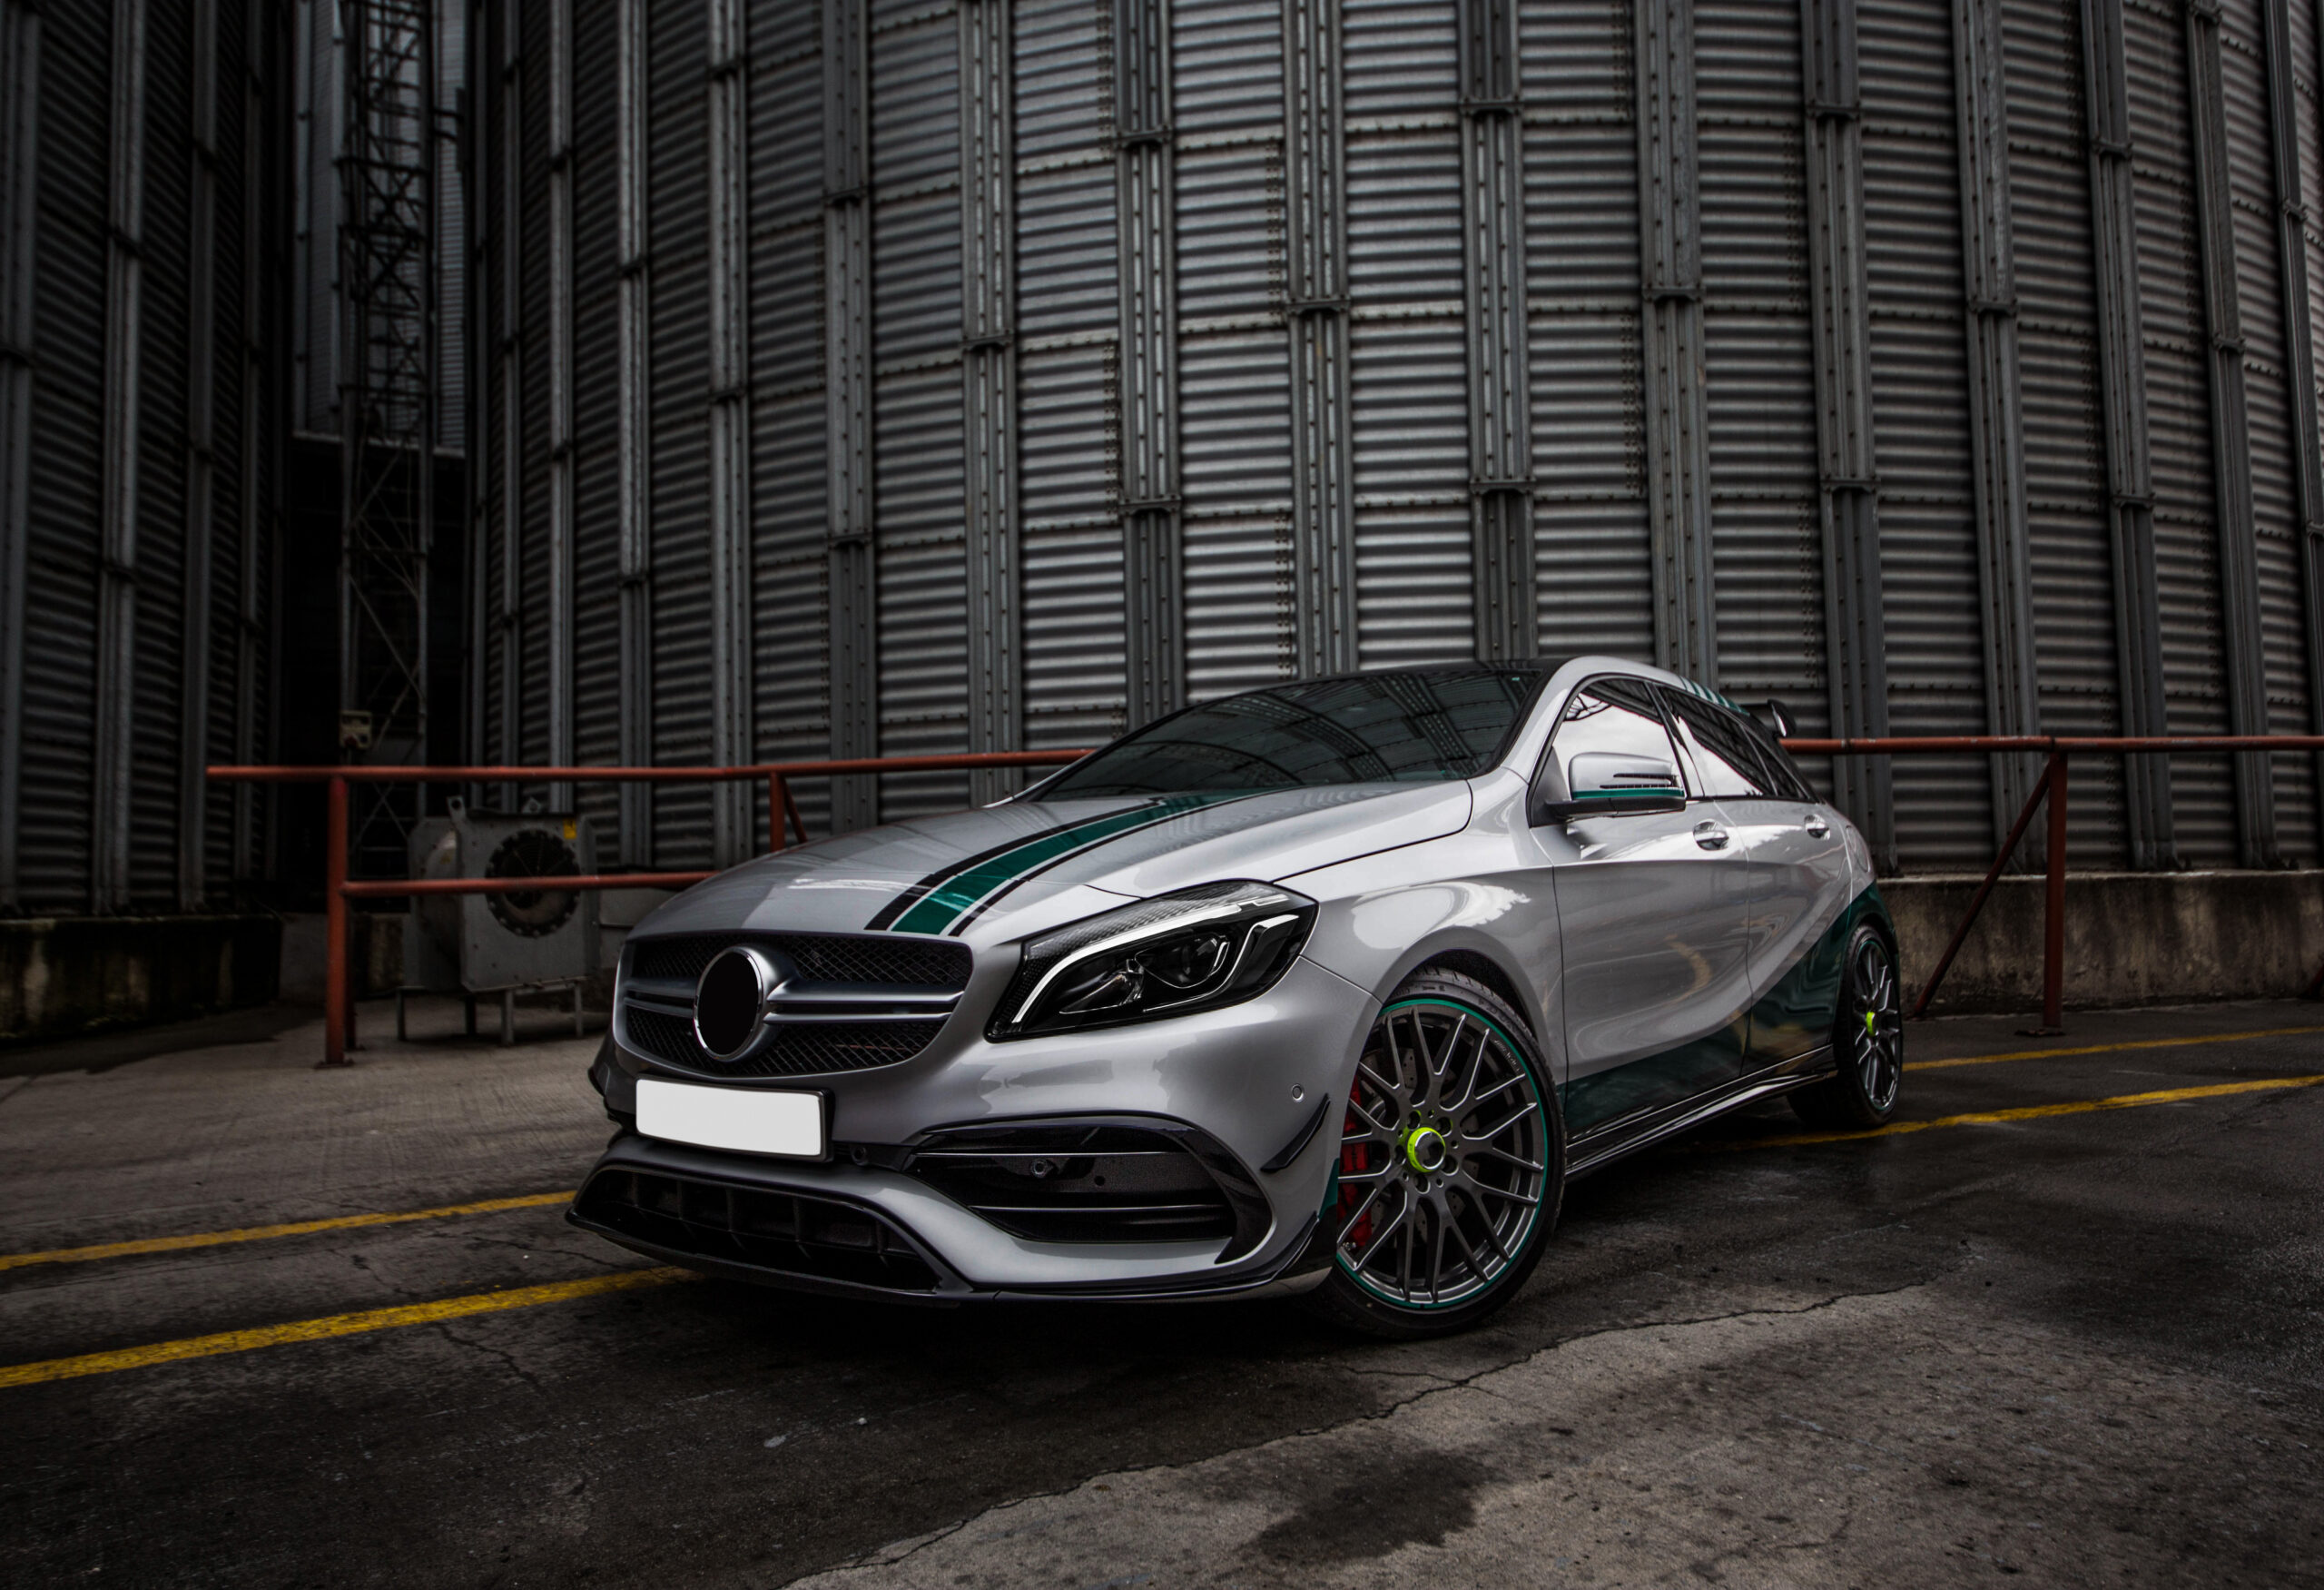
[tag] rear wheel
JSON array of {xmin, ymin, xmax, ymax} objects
[
  {"xmin": 1305, "ymin": 971, "xmax": 1564, "ymax": 1338},
  {"xmin": 1789, "ymin": 923, "xmax": 1904, "ymax": 1131}
]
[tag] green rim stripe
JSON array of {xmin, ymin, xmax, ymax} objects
[
  {"xmin": 886, "ymin": 794, "xmax": 1231, "ymax": 935},
  {"xmin": 1337, "ymin": 997, "xmax": 1547, "ymax": 1311}
]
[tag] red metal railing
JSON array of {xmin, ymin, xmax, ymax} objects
[
  {"xmin": 207, "ymin": 752, "xmax": 1091, "ymax": 1064},
  {"xmin": 1783, "ymin": 735, "xmax": 2324, "ymax": 1032},
  {"xmin": 212, "ymin": 733, "xmax": 2324, "ymax": 1064}
]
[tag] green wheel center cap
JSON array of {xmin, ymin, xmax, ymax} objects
[{"xmin": 1402, "ymin": 1124, "xmax": 1449, "ymax": 1173}]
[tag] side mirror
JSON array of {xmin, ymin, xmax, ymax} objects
[
  {"xmin": 1532, "ymin": 752, "xmax": 1689, "ymax": 824},
  {"xmin": 1759, "ymin": 698, "xmax": 1797, "ymax": 739}
]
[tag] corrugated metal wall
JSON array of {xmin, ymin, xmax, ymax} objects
[
  {"xmin": 459, "ymin": 0, "xmax": 2324, "ymax": 875},
  {"xmin": 0, "ymin": 0, "xmax": 281, "ymax": 916}
]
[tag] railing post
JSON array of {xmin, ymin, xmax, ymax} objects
[
  {"xmin": 2036, "ymin": 751, "xmax": 2068, "ymax": 1033},
  {"xmin": 767, "ymin": 773, "xmax": 783, "ymax": 854},
  {"xmin": 783, "ymin": 776, "xmax": 806, "ymax": 849},
  {"xmin": 324, "ymin": 774, "xmax": 350, "ymax": 1067}
]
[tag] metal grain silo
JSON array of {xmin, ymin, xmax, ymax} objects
[
  {"xmin": 0, "ymin": 0, "xmax": 280, "ymax": 914},
  {"xmin": 472, "ymin": 0, "xmax": 2324, "ymax": 876}
]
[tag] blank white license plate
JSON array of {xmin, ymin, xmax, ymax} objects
[{"xmin": 635, "ymin": 1078, "xmax": 826, "ymax": 1160}]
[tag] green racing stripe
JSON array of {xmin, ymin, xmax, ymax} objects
[{"xmin": 879, "ymin": 793, "xmax": 1243, "ymax": 935}]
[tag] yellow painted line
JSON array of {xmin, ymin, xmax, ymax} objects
[
  {"xmin": 1714, "ymin": 1073, "xmax": 2324, "ymax": 1151},
  {"xmin": 1907, "ymin": 1025, "xmax": 2324, "ymax": 1072},
  {"xmin": 0, "ymin": 1190, "xmax": 577, "ymax": 1274},
  {"xmin": 0, "ymin": 1266, "xmax": 692, "ymax": 1390}
]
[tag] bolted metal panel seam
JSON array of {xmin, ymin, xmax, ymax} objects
[
  {"xmin": 1285, "ymin": 0, "xmax": 1356, "ymax": 676},
  {"xmin": 177, "ymin": 0, "xmax": 220, "ymax": 909},
  {"xmin": 233, "ymin": 0, "xmax": 270, "ymax": 888},
  {"xmin": 546, "ymin": 0, "xmax": 576, "ymax": 812},
  {"xmin": 495, "ymin": 0, "xmax": 523, "ymax": 793},
  {"xmin": 1950, "ymin": 0, "xmax": 2044, "ymax": 854},
  {"xmin": 2081, "ymin": 0, "xmax": 2176, "ymax": 864},
  {"xmin": 1635, "ymin": 0, "xmax": 1717, "ymax": 683},
  {"xmin": 616, "ymin": 0, "xmax": 653, "ymax": 864},
  {"xmin": 1458, "ymin": 0, "xmax": 1535, "ymax": 663},
  {"xmin": 0, "ymin": 0, "xmax": 39, "ymax": 907},
  {"xmin": 1799, "ymin": 0, "xmax": 1896, "ymax": 868},
  {"xmin": 1116, "ymin": 0, "xmax": 1182, "ymax": 726},
  {"xmin": 94, "ymin": 0, "xmax": 148, "ymax": 913},
  {"xmin": 825, "ymin": 0, "xmax": 879, "ymax": 830},
  {"xmin": 2184, "ymin": 0, "xmax": 2276, "ymax": 862},
  {"xmin": 961, "ymin": 0, "xmax": 1019, "ymax": 805},
  {"xmin": 2260, "ymin": 0, "xmax": 2324, "ymax": 850},
  {"xmin": 707, "ymin": 0, "xmax": 753, "ymax": 861}
]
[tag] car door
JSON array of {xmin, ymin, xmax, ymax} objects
[
  {"xmin": 1658, "ymin": 687, "xmax": 1854, "ymax": 1068},
  {"xmin": 1547, "ymin": 677, "xmax": 1756, "ymax": 1137}
]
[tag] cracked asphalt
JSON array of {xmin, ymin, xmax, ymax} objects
[{"xmin": 1, "ymin": 996, "xmax": 2321, "ymax": 1587}]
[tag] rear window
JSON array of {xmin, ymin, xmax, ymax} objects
[{"xmin": 1036, "ymin": 669, "xmax": 1549, "ymax": 798}]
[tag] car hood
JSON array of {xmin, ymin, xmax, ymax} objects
[{"xmin": 631, "ymin": 780, "xmax": 1474, "ymax": 948}]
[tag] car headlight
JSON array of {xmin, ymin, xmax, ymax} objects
[{"xmin": 987, "ymin": 880, "xmax": 1317, "ymax": 1041}]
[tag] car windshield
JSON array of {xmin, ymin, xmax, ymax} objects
[{"xmin": 1035, "ymin": 668, "xmax": 1551, "ymax": 798}]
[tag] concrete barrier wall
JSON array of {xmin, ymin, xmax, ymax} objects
[
  {"xmin": 1884, "ymin": 872, "xmax": 2323, "ymax": 1014},
  {"xmin": 0, "ymin": 916, "xmax": 282, "ymax": 1044}
]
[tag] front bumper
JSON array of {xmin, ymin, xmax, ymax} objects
[{"xmin": 579, "ymin": 954, "xmax": 1373, "ymax": 1299}]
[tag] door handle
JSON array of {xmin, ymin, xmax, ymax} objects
[
  {"xmin": 1693, "ymin": 820, "xmax": 1730, "ymax": 851},
  {"xmin": 1804, "ymin": 814, "xmax": 1830, "ymax": 838}
]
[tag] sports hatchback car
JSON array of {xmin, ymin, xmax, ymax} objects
[{"xmin": 572, "ymin": 656, "xmax": 1902, "ymax": 1336}]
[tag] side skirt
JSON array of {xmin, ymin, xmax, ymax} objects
[{"xmin": 1564, "ymin": 1045, "xmax": 1835, "ymax": 1180}]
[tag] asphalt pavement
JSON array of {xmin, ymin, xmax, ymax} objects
[{"xmin": 2, "ymin": 993, "xmax": 2321, "ymax": 1587}]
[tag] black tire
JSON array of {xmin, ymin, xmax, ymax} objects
[
  {"xmin": 1788, "ymin": 923, "xmax": 1905, "ymax": 1131},
  {"xmin": 1304, "ymin": 970, "xmax": 1566, "ymax": 1339}
]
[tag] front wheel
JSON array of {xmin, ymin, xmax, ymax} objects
[
  {"xmin": 1789, "ymin": 923, "xmax": 1905, "ymax": 1131},
  {"xmin": 1304, "ymin": 971, "xmax": 1565, "ymax": 1338}
]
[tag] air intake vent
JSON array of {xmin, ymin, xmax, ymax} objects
[
  {"xmin": 574, "ymin": 1169, "xmax": 946, "ymax": 1294},
  {"xmin": 908, "ymin": 1121, "xmax": 1253, "ymax": 1248}
]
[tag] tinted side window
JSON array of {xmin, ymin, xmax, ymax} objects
[
  {"xmin": 1660, "ymin": 689, "xmax": 1774, "ymax": 799},
  {"xmin": 1550, "ymin": 679, "xmax": 1682, "ymax": 790},
  {"xmin": 1738, "ymin": 712, "xmax": 1820, "ymax": 803}
]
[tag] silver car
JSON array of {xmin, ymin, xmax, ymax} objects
[{"xmin": 572, "ymin": 657, "xmax": 1903, "ymax": 1336}]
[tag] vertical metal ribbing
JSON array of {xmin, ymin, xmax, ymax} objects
[
  {"xmin": 707, "ymin": 0, "xmax": 751, "ymax": 860},
  {"xmin": 1798, "ymin": 0, "xmax": 1895, "ymax": 869},
  {"xmin": 960, "ymin": 0, "xmax": 1019, "ymax": 805},
  {"xmin": 180, "ymin": 0, "xmax": 222, "ymax": 908},
  {"xmin": 1116, "ymin": 0, "xmax": 1181, "ymax": 726},
  {"xmin": 495, "ymin": 0, "xmax": 522, "ymax": 787},
  {"xmin": 232, "ymin": 0, "xmax": 265, "ymax": 886},
  {"xmin": 2185, "ymin": 0, "xmax": 2274, "ymax": 863},
  {"xmin": 1458, "ymin": 0, "xmax": 1534, "ymax": 663},
  {"xmin": 615, "ymin": 0, "xmax": 652, "ymax": 863},
  {"xmin": 824, "ymin": 0, "xmax": 877, "ymax": 827},
  {"xmin": 2264, "ymin": 0, "xmax": 2324, "ymax": 846},
  {"xmin": 467, "ymin": 0, "xmax": 487, "ymax": 782},
  {"xmin": 2079, "ymin": 0, "xmax": 2175, "ymax": 866},
  {"xmin": 545, "ymin": 0, "xmax": 576, "ymax": 808},
  {"xmin": 1285, "ymin": 0, "xmax": 1355, "ymax": 677},
  {"xmin": 1950, "ymin": 0, "xmax": 2045, "ymax": 857},
  {"xmin": 0, "ymin": 0, "xmax": 40, "ymax": 907},
  {"xmin": 1634, "ymin": 0, "xmax": 1716, "ymax": 683},
  {"xmin": 94, "ymin": 0, "xmax": 149, "ymax": 911}
]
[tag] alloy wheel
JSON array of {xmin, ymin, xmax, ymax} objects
[
  {"xmin": 1331, "ymin": 999, "xmax": 1550, "ymax": 1309},
  {"xmin": 1851, "ymin": 936, "xmax": 1904, "ymax": 1112}
]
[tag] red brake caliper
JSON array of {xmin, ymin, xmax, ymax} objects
[{"xmin": 1336, "ymin": 1077, "xmax": 1376, "ymax": 1250}]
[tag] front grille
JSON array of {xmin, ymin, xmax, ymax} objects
[
  {"xmin": 628, "ymin": 932, "xmax": 971, "ymax": 991},
  {"xmin": 575, "ymin": 1168, "xmax": 944, "ymax": 1293},
  {"xmin": 622, "ymin": 1006, "xmax": 946, "ymax": 1079},
  {"xmin": 618, "ymin": 930, "xmax": 968, "ymax": 1079},
  {"xmin": 909, "ymin": 1121, "xmax": 1239, "ymax": 1245}
]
